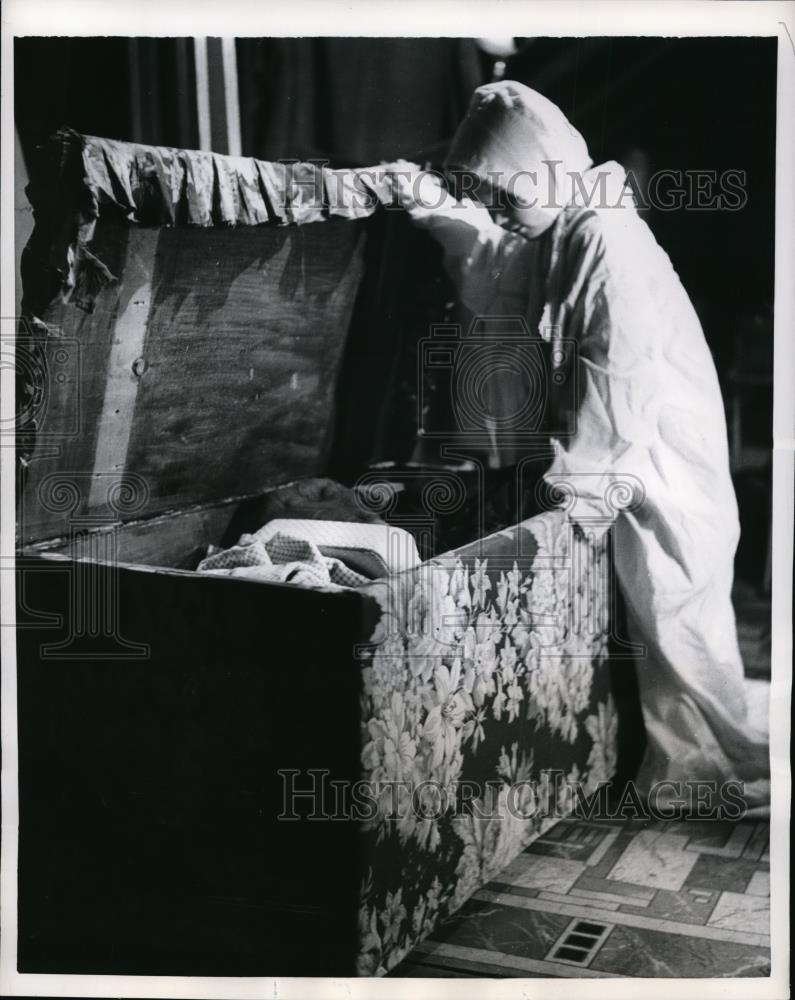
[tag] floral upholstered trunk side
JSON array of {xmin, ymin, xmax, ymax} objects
[{"xmin": 356, "ymin": 510, "xmax": 618, "ymax": 974}]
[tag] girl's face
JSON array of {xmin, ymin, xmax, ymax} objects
[{"xmin": 464, "ymin": 170, "xmax": 562, "ymax": 238}]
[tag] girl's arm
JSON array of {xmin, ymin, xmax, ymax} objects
[{"xmin": 375, "ymin": 164, "xmax": 523, "ymax": 315}]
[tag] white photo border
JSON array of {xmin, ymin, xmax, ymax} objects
[{"xmin": 1, "ymin": 3, "xmax": 792, "ymax": 998}]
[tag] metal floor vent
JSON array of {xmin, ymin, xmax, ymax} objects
[{"xmin": 545, "ymin": 918, "xmax": 613, "ymax": 967}]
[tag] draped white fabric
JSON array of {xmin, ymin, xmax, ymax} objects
[{"xmin": 396, "ymin": 160, "xmax": 770, "ymax": 812}]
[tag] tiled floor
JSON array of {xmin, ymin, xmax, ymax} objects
[{"xmin": 392, "ymin": 817, "xmax": 771, "ymax": 978}]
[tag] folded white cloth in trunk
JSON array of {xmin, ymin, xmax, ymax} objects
[
  {"xmin": 197, "ymin": 519, "xmax": 421, "ymax": 590},
  {"xmin": 252, "ymin": 519, "xmax": 421, "ymax": 579},
  {"xmin": 197, "ymin": 531, "xmax": 369, "ymax": 589}
]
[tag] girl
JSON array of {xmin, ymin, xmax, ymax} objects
[{"xmin": 384, "ymin": 81, "xmax": 769, "ymax": 812}]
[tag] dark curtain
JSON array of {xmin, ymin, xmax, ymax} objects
[
  {"xmin": 237, "ymin": 37, "xmax": 485, "ymax": 165},
  {"xmin": 503, "ymin": 36, "xmax": 777, "ymax": 317},
  {"xmin": 15, "ymin": 36, "xmax": 198, "ymax": 164}
]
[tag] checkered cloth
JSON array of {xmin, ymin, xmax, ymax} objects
[
  {"xmin": 197, "ymin": 532, "xmax": 369, "ymax": 589},
  {"xmin": 253, "ymin": 519, "xmax": 420, "ymax": 578}
]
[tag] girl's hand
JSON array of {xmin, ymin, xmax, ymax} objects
[{"xmin": 377, "ymin": 160, "xmax": 447, "ymax": 211}]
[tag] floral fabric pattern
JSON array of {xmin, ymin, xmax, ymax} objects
[{"xmin": 355, "ymin": 510, "xmax": 618, "ymax": 974}]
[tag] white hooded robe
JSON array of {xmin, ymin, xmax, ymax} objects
[{"xmin": 393, "ymin": 106, "xmax": 769, "ymax": 810}]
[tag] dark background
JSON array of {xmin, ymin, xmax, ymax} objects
[
  {"xmin": 15, "ymin": 36, "xmax": 777, "ymax": 314},
  {"xmin": 14, "ymin": 35, "xmax": 776, "ymax": 590}
]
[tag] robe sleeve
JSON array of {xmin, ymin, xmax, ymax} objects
[
  {"xmin": 392, "ymin": 171, "xmax": 525, "ymax": 315},
  {"xmin": 545, "ymin": 208, "xmax": 740, "ymax": 593},
  {"xmin": 544, "ymin": 211, "xmax": 666, "ymax": 509}
]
